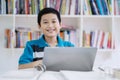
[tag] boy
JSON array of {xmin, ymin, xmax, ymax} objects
[{"xmin": 19, "ymin": 8, "xmax": 74, "ymax": 69}]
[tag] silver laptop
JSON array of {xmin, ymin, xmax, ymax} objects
[{"xmin": 42, "ymin": 47, "xmax": 97, "ymax": 71}]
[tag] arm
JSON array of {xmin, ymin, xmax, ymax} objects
[
  {"xmin": 64, "ymin": 41, "xmax": 75, "ymax": 47},
  {"xmin": 18, "ymin": 42, "xmax": 38, "ymax": 69},
  {"xmin": 18, "ymin": 60, "xmax": 42, "ymax": 69}
]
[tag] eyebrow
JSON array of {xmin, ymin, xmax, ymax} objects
[{"xmin": 42, "ymin": 18, "xmax": 57, "ymax": 21}]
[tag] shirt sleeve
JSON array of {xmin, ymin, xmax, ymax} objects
[
  {"xmin": 64, "ymin": 41, "xmax": 75, "ymax": 47},
  {"xmin": 19, "ymin": 41, "xmax": 33, "ymax": 65}
]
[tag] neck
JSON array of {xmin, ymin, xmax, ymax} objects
[{"xmin": 44, "ymin": 36, "xmax": 58, "ymax": 47}]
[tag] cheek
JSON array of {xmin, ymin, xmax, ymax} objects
[
  {"xmin": 57, "ymin": 27, "xmax": 61, "ymax": 30},
  {"xmin": 56, "ymin": 23, "xmax": 61, "ymax": 28},
  {"xmin": 40, "ymin": 27, "xmax": 46, "ymax": 32},
  {"xmin": 57, "ymin": 25, "xmax": 61, "ymax": 30}
]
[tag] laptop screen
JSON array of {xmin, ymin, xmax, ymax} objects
[{"xmin": 42, "ymin": 47, "xmax": 97, "ymax": 71}]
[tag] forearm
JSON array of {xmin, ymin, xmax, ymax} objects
[{"xmin": 18, "ymin": 60, "xmax": 42, "ymax": 69}]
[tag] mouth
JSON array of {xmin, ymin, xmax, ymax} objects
[{"xmin": 46, "ymin": 28, "xmax": 56, "ymax": 33}]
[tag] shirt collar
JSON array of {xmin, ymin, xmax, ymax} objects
[
  {"xmin": 38, "ymin": 34, "xmax": 64, "ymax": 47},
  {"xmin": 38, "ymin": 34, "xmax": 49, "ymax": 46},
  {"xmin": 57, "ymin": 35, "xmax": 64, "ymax": 47}
]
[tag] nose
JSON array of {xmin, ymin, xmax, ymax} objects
[{"xmin": 48, "ymin": 23, "xmax": 53, "ymax": 27}]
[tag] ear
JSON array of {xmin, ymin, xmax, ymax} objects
[
  {"xmin": 38, "ymin": 24, "xmax": 43, "ymax": 33},
  {"xmin": 38, "ymin": 24, "xmax": 41, "ymax": 29},
  {"xmin": 59, "ymin": 22, "xmax": 62, "ymax": 29}
]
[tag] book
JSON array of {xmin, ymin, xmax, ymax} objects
[
  {"xmin": 60, "ymin": 31, "xmax": 64, "ymax": 40},
  {"xmin": 89, "ymin": 0, "xmax": 99, "ymax": 15},
  {"xmin": 101, "ymin": 0, "xmax": 109, "ymax": 15},
  {"xmin": 95, "ymin": 0, "xmax": 104, "ymax": 15},
  {"xmin": 69, "ymin": 30, "xmax": 77, "ymax": 46},
  {"xmin": 0, "ymin": 68, "xmax": 43, "ymax": 80},
  {"xmin": 70, "ymin": 0, "xmax": 76, "ymax": 15},
  {"xmin": 102, "ymin": 32, "xmax": 109, "ymax": 49},
  {"xmin": 5, "ymin": 29, "xmax": 11, "ymax": 48},
  {"xmin": 15, "ymin": 27, "xmax": 41, "ymax": 48},
  {"xmin": 93, "ymin": 30, "xmax": 99, "ymax": 47},
  {"xmin": 65, "ymin": 0, "xmax": 70, "ymax": 15},
  {"xmin": 83, "ymin": 0, "xmax": 92, "ymax": 15},
  {"xmin": 60, "ymin": 70, "xmax": 106, "ymax": 80},
  {"xmin": 60, "ymin": 0, "xmax": 66, "ymax": 14},
  {"xmin": 39, "ymin": 71, "xmax": 65, "ymax": 80},
  {"xmin": 55, "ymin": 0, "xmax": 61, "ymax": 12},
  {"xmin": 84, "ymin": 30, "xmax": 91, "ymax": 47},
  {"xmin": 97, "ymin": 30, "xmax": 104, "ymax": 48},
  {"xmin": 90, "ymin": 31, "xmax": 95, "ymax": 47}
]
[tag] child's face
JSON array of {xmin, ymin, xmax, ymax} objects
[{"xmin": 40, "ymin": 13, "xmax": 61, "ymax": 38}]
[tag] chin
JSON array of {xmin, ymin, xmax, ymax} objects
[{"xmin": 46, "ymin": 34, "xmax": 57, "ymax": 37}]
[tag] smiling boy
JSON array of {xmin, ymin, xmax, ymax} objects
[{"xmin": 19, "ymin": 8, "xmax": 74, "ymax": 69}]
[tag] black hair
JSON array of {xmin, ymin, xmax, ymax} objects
[{"xmin": 37, "ymin": 7, "xmax": 61, "ymax": 25}]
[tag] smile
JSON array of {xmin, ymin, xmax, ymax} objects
[{"xmin": 46, "ymin": 29, "xmax": 56, "ymax": 33}]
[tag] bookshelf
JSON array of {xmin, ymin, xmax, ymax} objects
[{"xmin": 0, "ymin": 0, "xmax": 120, "ymax": 74}]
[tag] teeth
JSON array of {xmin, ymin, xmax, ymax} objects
[{"xmin": 47, "ymin": 29, "xmax": 55, "ymax": 32}]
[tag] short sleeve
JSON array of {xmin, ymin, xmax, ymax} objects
[
  {"xmin": 64, "ymin": 41, "xmax": 75, "ymax": 47},
  {"xmin": 19, "ymin": 41, "xmax": 33, "ymax": 65}
]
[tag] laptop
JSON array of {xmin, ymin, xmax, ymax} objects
[{"xmin": 42, "ymin": 47, "xmax": 97, "ymax": 71}]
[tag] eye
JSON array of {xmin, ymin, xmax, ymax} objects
[
  {"xmin": 52, "ymin": 20, "xmax": 56, "ymax": 23},
  {"xmin": 43, "ymin": 21, "xmax": 48, "ymax": 24}
]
